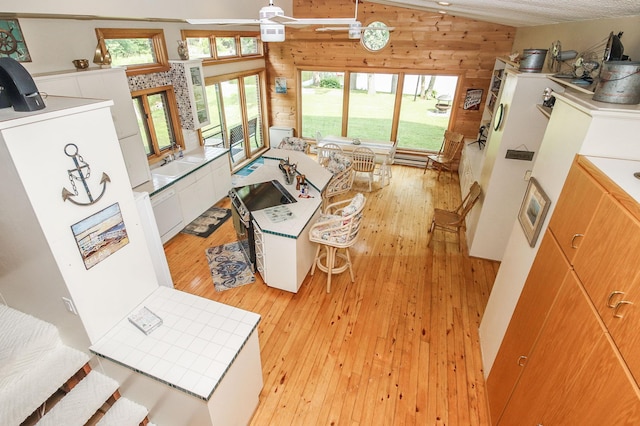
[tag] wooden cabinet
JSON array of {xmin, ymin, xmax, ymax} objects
[
  {"xmin": 486, "ymin": 231, "xmax": 570, "ymax": 423},
  {"xmin": 489, "ymin": 157, "xmax": 640, "ymax": 425},
  {"xmin": 498, "ymin": 272, "xmax": 640, "ymax": 425},
  {"xmin": 169, "ymin": 60, "xmax": 210, "ymax": 130},
  {"xmin": 572, "ymin": 194, "xmax": 640, "ymax": 383},
  {"xmin": 548, "ymin": 162, "xmax": 605, "ymax": 262}
]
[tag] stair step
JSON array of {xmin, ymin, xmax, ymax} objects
[
  {"xmin": 36, "ymin": 370, "xmax": 119, "ymax": 426},
  {"xmin": 0, "ymin": 343, "xmax": 89, "ymax": 426},
  {"xmin": 96, "ymin": 397, "xmax": 148, "ymax": 426}
]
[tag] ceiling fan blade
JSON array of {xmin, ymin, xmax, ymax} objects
[
  {"xmin": 271, "ymin": 15, "xmax": 356, "ymax": 26},
  {"xmin": 186, "ymin": 18, "xmax": 261, "ymax": 25},
  {"xmin": 316, "ymin": 26, "xmax": 395, "ymax": 32}
]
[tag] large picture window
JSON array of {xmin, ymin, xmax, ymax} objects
[{"xmin": 300, "ymin": 68, "xmax": 458, "ymax": 152}]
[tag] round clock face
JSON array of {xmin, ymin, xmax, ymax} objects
[
  {"xmin": 361, "ymin": 21, "xmax": 390, "ymax": 52},
  {"xmin": 0, "ymin": 29, "xmax": 18, "ymax": 55}
]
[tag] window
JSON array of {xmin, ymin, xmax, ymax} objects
[
  {"xmin": 181, "ymin": 30, "xmax": 263, "ymax": 63},
  {"xmin": 132, "ymin": 86, "xmax": 184, "ymax": 161},
  {"xmin": 95, "ymin": 28, "xmax": 169, "ymax": 75},
  {"xmin": 300, "ymin": 69, "xmax": 458, "ymax": 152},
  {"xmin": 200, "ymin": 71, "xmax": 267, "ymax": 168}
]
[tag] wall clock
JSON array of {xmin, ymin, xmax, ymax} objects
[{"xmin": 0, "ymin": 19, "xmax": 31, "ymax": 62}]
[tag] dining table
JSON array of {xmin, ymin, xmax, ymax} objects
[{"xmin": 318, "ymin": 135, "xmax": 396, "ymax": 186}]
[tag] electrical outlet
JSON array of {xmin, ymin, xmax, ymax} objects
[
  {"xmin": 524, "ymin": 170, "xmax": 532, "ymax": 181},
  {"xmin": 62, "ymin": 297, "xmax": 78, "ymax": 315}
]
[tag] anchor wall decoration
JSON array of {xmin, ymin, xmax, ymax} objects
[{"xmin": 61, "ymin": 143, "xmax": 110, "ymax": 206}]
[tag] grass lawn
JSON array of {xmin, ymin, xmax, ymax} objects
[{"xmin": 302, "ymin": 89, "xmax": 451, "ymax": 152}]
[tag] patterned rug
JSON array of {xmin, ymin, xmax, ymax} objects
[
  {"xmin": 205, "ymin": 241, "xmax": 255, "ymax": 291},
  {"xmin": 181, "ymin": 206, "xmax": 231, "ymax": 238}
]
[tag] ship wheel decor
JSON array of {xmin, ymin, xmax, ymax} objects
[
  {"xmin": 0, "ymin": 19, "xmax": 31, "ymax": 62},
  {"xmin": 61, "ymin": 143, "xmax": 111, "ymax": 206}
]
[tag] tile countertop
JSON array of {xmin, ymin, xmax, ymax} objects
[
  {"xmin": 133, "ymin": 146, "xmax": 229, "ymax": 196},
  {"xmin": 585, "ymin": 156, "xmax": 640, "ymax": 203},
  {"xmin": 89, "ymin": 286, "xmax": 261, "ymax": 401},
  {"xmin": 233, "ymin": 149, "xmax": 333, "ymax": 239}
]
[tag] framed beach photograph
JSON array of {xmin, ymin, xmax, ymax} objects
[
  {"xmin": 518, "ymin": 177, "xmax": 551, "ymax": 247},
  {"xmin": 71, "ymin": 203, "xmax": 129, "ymax": 269}
]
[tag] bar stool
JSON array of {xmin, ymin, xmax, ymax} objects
[{"xmin": 309, "ymin": 193, "xmax": 366, "ymax": 293}]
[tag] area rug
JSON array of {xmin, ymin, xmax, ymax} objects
[
  {"xmin": 205, "ymin": 241, "xmax": 255, "ymax": 292},
  {"xmin": 181, "ymin": 206, "xmax": 231, "ymax": 238}
]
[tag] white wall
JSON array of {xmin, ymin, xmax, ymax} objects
[{"xmin": 512, "ymin": 15, "xmax": 640, "ymax": 73}]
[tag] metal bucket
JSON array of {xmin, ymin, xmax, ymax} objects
[
  {"xmin": 593, "ymin": 61, "xmax": 640, "ymax": 105},
  {"xmin": 519, "ymin": 49, "xmax": 548, "ymax": 73}
]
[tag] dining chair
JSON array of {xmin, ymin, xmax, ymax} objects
[
  {"xmin": 318, "ymin": 143, "xmax": 342, "ymax": 167},
  {"xmin": 352, "ymin": 147, "xmax": 376, "ymax": 192},
  {"xmin": 375, "ymin": 139, "xmax": 397, "ymax": 186},
  {"xmin": 428, "ymin": 181, "xmax": 481, "ymax": 251},
  {"xmin": 309, "ymin": 193, "xmax": 366, "ymax": 293},
  {"xmin": 423, "ymin": 130, "xmax": 465, "ymax": 178},
  {"xmin": 277, "ymin": 136, "xmax": 310, "ymax": 153},
  {"xmin": 322, "ymin": 152, "xmax": 354, "ymax": 210}
]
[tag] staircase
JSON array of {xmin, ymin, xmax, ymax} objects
[{"xmin": 0, "ymin": 303, "xmax": 155, "ymax": 426}]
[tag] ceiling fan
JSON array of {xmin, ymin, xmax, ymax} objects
[{"xmin": 186, "ymin": 0, "xmax": 357, "ymax": 42}]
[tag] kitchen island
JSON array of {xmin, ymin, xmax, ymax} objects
[{"xmin": 232, "ymin": 149, "xmax": 332, "ymax": 293}]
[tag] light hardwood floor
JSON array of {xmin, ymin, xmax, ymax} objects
[{"xmin": 164, "ymin": 164, "xmax": 500, "ymax": 425}]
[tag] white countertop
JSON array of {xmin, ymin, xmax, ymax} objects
[
  {"xmin": 133, "ymin": 146, "xmax": 229, "ymax": 196},
  {"xmin": 90, "ymin": 286, "xmax": 260, "ymax": 401},
  {"xmin": 232, "ymin": 149, "xmax": 333, "ymax": 238},
  {"xmin": 585, "ymin": 156, "xmax": 640, "ymax": 203}
]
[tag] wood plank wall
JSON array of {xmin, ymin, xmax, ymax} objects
[{"xmin": 265, "ymin": 0, "xmax": 515, "ymax": 140}]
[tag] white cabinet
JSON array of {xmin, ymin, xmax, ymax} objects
[
  {"xmin": 210, "ymin": 154, "xmax": 232, "ymax": 201},
  {"xmin": 481, "ymin": 58, "xmax": 517, "ymax": 126},
  {"xmin": 169, "ymin": 60, "xmax": 210, "ymax": 130},
  {"xmin": 34, "ymin": 67, "xmax": 151, "ymax": 188},
  {"xmin": 466, "ymin": 70, "xmax": 562, "ymax": 260}
]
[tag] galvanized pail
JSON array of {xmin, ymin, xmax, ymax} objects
[
  {"xmin": 593, "ymin": 61, "xmax": 640, "ymax": 105},
  {"xmin": 519, "ymin": 49, "xmax": 548, "ymax": 73}
]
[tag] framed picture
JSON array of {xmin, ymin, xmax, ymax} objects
[
  {"xmin": 0, "ymin": 19, "xmax": 32, "ymax": 62},
  {"xmin": 71, "ymin": 203, "xmax": 129, "ymax": 269},
  {"xmin": 518, "ymin": 177, "xmax": 551, "ymax": 247},
  {"xmin": 463, "ymin": 88, "xmax": 483, "ymax": 110},
  {"xmin": 275, "ymin": 77, "xmax": 287, "ymax": 94}
]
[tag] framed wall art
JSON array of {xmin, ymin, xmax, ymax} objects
[
  {"xmin": 71, "ymin": 203, "xmax": 129, "ymax": 269},
  {"xmin": 0, "ymin": 19, "xmax": 32, "ymax": 62},
  {"xmin": 518, "ymin": 177, "xmax": 551, "ymax": 247},
  {"xmin": 275, "ymin": 77, "xmax": 287, "ymax": 94},
  {"xmin": 463, "ymin": 88, "xmax": 483, "ymax": 110}
]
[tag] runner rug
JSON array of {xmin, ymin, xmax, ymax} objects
[{"xmin": 205, "ymin": 241, "xmax": 255, "ymax": 291}]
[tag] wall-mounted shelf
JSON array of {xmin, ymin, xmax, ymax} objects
[{"xmin": 548, "ymin": 76, "xmax": 596, "ymax": 95}]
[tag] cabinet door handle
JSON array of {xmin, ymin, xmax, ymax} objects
[
  {"xmin": 613, "ymin": 300, "xmax": 633, "ymax": 319},
  {"xmin": 570, "ymin": 233, "xmax": 584, "ymax": 249},
  {"xmin": 517, "ymin": 355, "xmax": 528, "ymax": 367},
  {"xmin": 607, "ymin": 291, "xmax": 626, "ymax": 308}
]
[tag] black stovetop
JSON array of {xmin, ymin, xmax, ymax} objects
[{"xmin": 233, "ymin": 180, "xmax": 296, "ymax": 212}]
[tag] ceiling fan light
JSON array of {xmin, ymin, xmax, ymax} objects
[
  {"xmin": 349, "ymin": 21, "xmax": 362, "ymax": 39},
  {"xmin": 260, "ymin": 23, "xmax": 285, "ymax": 42},
  {"xmin": 259, "ymin": 0, "xmax": 284, "ymax": 19}
]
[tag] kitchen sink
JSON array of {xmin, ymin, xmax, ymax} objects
[{"xmin": 152, "ymin": 161, "xmax": 196, "ymax": 178}]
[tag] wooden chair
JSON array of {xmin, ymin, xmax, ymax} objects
[
  {"xmin": 352, "ymin": 147, "xmax": 376, "ymax": 192},
  {"xmin": 428, "ymin": 181, "xmax": 482, "ymax": 251},
  {"xmin": 310, "ymin": 193, "xmax": 366, "ymax": 293},
  {"xmin": 423, "ymin": 130, "xmax": 465, "ymax": 178},
  {"xmin": 317, "ymin": 143, "xmax": 342, "ymax": 167},
  {"xmin": 322, "ymin": 152, "xmax": 354, "ymax": 210}
]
